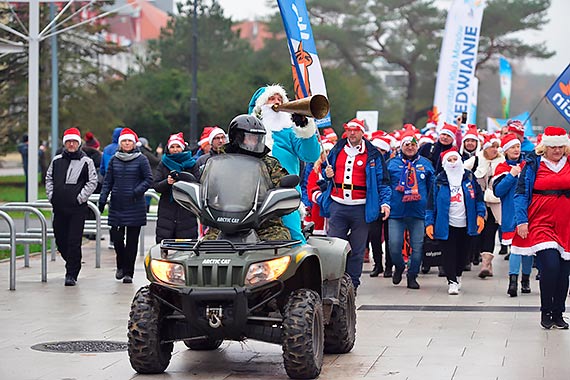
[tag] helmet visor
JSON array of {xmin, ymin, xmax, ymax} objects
[{"xmin": 239, "ymin": 131, "xmax": 266, "ymax": 154}]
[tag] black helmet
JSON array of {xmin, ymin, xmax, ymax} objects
[{"xmin": 228, "ymin": 115, "xmax": 267, "ymax": 155}]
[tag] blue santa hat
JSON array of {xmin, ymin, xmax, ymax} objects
[{"xmin": 247, "ymin": 84, "xmax": 289, "ymax": 116}]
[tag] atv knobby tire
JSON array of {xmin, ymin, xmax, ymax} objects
[
  {"xmin": 127, "ymin": 286, "xmax": 173, "ymax": 374},
  {"xmin": 183, "ymin": 337, "xmax": 223, "ymax": 350},
  {"xmin": 282, "ymin": 288, "xmax": 324, "ymax": 379},
  {"xmin": 324, "ymin": 273, "xmax": 356, "ymax": 354}
]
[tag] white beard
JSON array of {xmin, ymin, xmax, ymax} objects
[
  {"xmin": 443, "ymin": 160, "xmax": 464, "ymax": 187},
  {"xmin": 260, "ymin": 104, "xmax": 292, "ymax": 132}
]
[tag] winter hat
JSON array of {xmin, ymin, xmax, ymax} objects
[
  {"xmin": 541, "ymin": 126, "xmax": 569, "ymax": 147},
  {"xmin": 343, "ymin": 118, "xmax": 366, "ymax": 133},
  {"xmin": 118, "ymin": 127, "xmax": 139, "ymax": 145},
  {"xmin": 500, "ymin": 133, "xmax": 520, "ymax": 152},
  {"xmin": 370, "ymin": 131, "xmax": 391, "ymax": 152},
  {"xmin": 198, "ymin": 126, "xmax": 214, "ymax": 149},
  {"xmin": 400, "ymin": 129, "xmax": 418, "ymax": 148},
  {"xmin": 63, "ymin": 127, "xmax": 81, "ymax": 144},
  {"xmin": 84, "ymin": 131, "xmax": 99, "ymax": 149},
  {"xmin": 507, "ymin": 120, "xmax": 525, "ymax": 136},
  {"xmin": 167, "ymin": 132, "xmax": 187, "ymax": 150},
  {"xmin": 440, "ymin": 147, "xmax": 461, "ymax": 163},
  {"xmin": 440, "ymin": 123, "xmax": 458, "ymax": 142},
  {"xmin": 208, "ymin": 127, "xmax": 227, "ymax": 145},
  {"xmin": 323, "ymin": 127, "xmax": 338, "ymax": 141},
  {"xmin": 248, "ymin": 84, "xmax": 289, "ymax": 115},
  {"xmin": 463, "ymin": 125, "xmax": 479, "ymax": 142},
  {"xmin": 482, "ymin": 134, "xmax": 500, "ymax": 150},
  {"xmin": 320, "ymin": 137, "xmax": 335, "ymax": 152},
  {"xmin": 418, "ymin": 134, "xmax": 435, "ymax": 147}
]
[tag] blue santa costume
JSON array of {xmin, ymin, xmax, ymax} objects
[{"xmin": 248, "ymin": 85, "xmax": 321, "ymax": 244}]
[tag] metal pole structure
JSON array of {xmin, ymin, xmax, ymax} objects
[
  {"xmin": 27, "ymin": 0, "xmax": 40, "ymax": 202},
  {"xmin": 189, "ymin": 0, "xmax": 198, "ymax": 143},
  {"xmin": 50, "ymin": 3, "xmax": 59, "ymax": 159}
]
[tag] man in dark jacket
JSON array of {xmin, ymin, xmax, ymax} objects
[
  {"xmin": 418, "ymin": 123, "xmax": 458, "ymax": 174},
  {"xmin": 46, "ymin": 127, "xmax": 98, "ymax": 286}
]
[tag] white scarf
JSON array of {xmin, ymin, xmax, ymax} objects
[
  {"xmin": 344, "ymin": 140, "xmax": 365, "ymax": 157},
  {"xmin": 443, "ymin": 159, "xmax": 465, "ymax": 187},
  {"xmin": 542, "ymin": 156, "xmax": 567, "ymax": 173}
]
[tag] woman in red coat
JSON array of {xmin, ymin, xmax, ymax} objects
[{"xmin": 306, "ymin": 140, "xmax": 334, "ymax": 235}]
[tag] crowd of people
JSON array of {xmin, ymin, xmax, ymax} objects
[{"xmin": 43, "ymin": 83, "xmax": 570, "ymax": 329}]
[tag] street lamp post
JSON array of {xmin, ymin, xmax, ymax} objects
[{"xmin": 189, "ymin": 0, "xmax": 198, "ymax": 144}]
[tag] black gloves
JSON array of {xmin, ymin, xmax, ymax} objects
[
  {"xmin": 316, "ymin": 179, "xmax": 328, "ymax": 192},
  {"xmin": 292, "ymin": 113, "xmax": 308, "ymax": 128},
  {"xmin": 98, "ymin": 203, "xmax": 105, "ymax": 214}
]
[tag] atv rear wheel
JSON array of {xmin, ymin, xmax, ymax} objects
[
  {"xmin": 127, "ymin": 286, "xmax": 173, "ymax": 374},
  {"xmin": 183, "ymin": 337, "xmax": 223, "ymax": 350},
  {"xmin": 282, "ymin": 289, "xmax": 324, "ymax": 379},
  {"xmin": 324, "ymin": 273, "xmax": 356, "ymax": 354}
]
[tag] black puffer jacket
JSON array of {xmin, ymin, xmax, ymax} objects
[
  {"xmin": 153, "ymin": 162, "xmax": 199, "ymax": 243},
  {"xmin": 99, "ymin": 152, "xmax": 153, "ymax": 227}
]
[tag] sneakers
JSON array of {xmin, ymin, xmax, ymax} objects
[
  {"xmin": 115, "ymin": 269, "xmax": 124, "ymax": 280},
  {"xmin": 123, "ymin": 275, "xmax": 133, "ymax": 284},
  {"xmin": 457, "ymin": 276, "xmax": 462, "ymax": 291},
  {"xmin": 392, "ymin": 266, "xmax": 404, "ymax": 285},
  {"xmin": 552, "ymin": 314, "xmax": 569, "ymax": 329},
  {"xmin": 448, "ymin": 281, "xmax": 459, "ymax": 295},
  {"xmin": 64, "ymin": 275, "xmax": 76, "ymax": 287},
  {"xmin": 541, "ymin": 312, "xmax": 555, "ymax": 329}
]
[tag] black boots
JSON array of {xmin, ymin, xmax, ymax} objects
[
  {"xmin": 392, "ymin": 266, "xmax": 404, "ymax": 285},
  {"xmin": 370, "ymin": 264, "xmax": 383, "ymax": 277},
  {"xmin": 507, "ymin": 274, "xmax": 518, "ymax": 297},
  {"xmin": 521, "ymin": 274, "xmax": 531, "ymax": 294},
  {"xmin": 64, "ymin": 275, "xmax": 76, "ymax": 286},
  {"xmin": 407, "ymin": 275, "xmax": 420, "ymax": 289}
]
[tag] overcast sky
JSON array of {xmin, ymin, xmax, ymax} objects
[{"xmin": 215, "ymin": 0, "xmax": 568, "ymax": 76}]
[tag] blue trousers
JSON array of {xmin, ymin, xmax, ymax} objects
[
  {"xmin": 536, "ymin": 249, "xmax": 570, "ymax": 315},
  {"xmin": 388, "ymin": 217, "xmax": 424, "ymax": 277},
  {"xmin": 508, "ymin": 253, "xmax": 533, "ymax": 275},
  {"xmin": 327, "ymin": 202, "xmax": 368, "ymax": 288},
  {"xmin": 282, "ymin": 211, "xmax": 306, "ymax": 245}
]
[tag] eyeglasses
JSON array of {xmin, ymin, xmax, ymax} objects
[{"xmin": 403, "ymin": 142, "xmax": 417, "ymax": 147}]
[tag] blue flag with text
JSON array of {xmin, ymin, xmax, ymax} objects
[{"xmin": 546, "ymin": 64, "xmax": 570, "ymax": 125}]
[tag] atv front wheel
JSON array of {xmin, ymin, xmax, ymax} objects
[
  {"xmin": 282, "ymin": 288, "xmax": 324, "ymax": 379},
  {"xmin": 324, "ymin": 273, "xmax": 356, "ymax": 354},
  {"xmin": 183, "ymin": 337, "xmax": 223, "ymax": 350},
  {"xmin": 127, "ymin": 286, "xmax": 173, "ymax": 374}
]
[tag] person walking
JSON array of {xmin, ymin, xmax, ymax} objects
[
  {"xmin": 99, "ymin": 128, "xmax": 153, "ymax": 283},
  {"xmin": 512, "ymin": 126, "xmax": 570, "ymax": 329},
  {"xmin": 46, "ymin": 127, "xmax": 98, "ymax": 286},
  {"xmin": 425, "ymin": 148, "xmax": 485, "ymax": 295},
  {"xmin": 100, "ymin": 126, "xmax": 123, "ymax": 249},
  {"xmin": 153, "ymin": 132, "xmax": 198, "ymax": 243},
  {"xmin": 320, "ymin": 118, "xmax": 392, "ymax": 291}
]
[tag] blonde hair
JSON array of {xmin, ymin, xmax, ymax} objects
[
  {"xmin": 314, "ymin": 151, "xmax": 328, "ymax": 173},
  {"xmin": 483, "ymin": 142, "xmax": 501, "ymax": 160},
  {"xmin": 535, "ymin": 143, "xmax": 570, "ymax": 157}
]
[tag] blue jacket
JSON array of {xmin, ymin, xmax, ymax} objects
[
  {"xmin": 521, "ymin": 137, "xmax": 535, "ymax": 156},
  {"xmin": 513, "ymin": 152, "xmax": 540, "ymax": 226},
  {"xmin": 320, "ymin": 138, "xmax": 391, "ymax": 223},
  {"xmin": 99, "ymin": 151, "xmax": 153, "ymax": 227},
  {"xmin": 100, "ymin": 127, "xmax": 122, "ymax": 177},
  {"xmin": 425, "ymin": 170, "xmax": 486, "ymax": 240},
  {"xmin": 493, "ymin": 159, "xmax": 524, "ymax": 234},
  {"xmin": 387, "ymin": 153, "xmax": 435, "ymax": 219}
]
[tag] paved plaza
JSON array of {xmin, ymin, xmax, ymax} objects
[{"xmin": 0, "ymin": 228, "xmax": 569, "ymax": 380}]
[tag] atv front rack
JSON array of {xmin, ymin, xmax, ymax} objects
[{"xmin": 160, "ymin": 239, "xmax": 301, "ymax": 256}]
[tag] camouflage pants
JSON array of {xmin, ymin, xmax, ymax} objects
[{"xmin": 203, "ymin": 218, "xmax": 291, "ymax": 241}]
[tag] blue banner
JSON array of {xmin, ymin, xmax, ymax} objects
[
  {"xmin": 499, "ymin": 56, "xmax": 512, "ymax": 119},
  {"xmin": 486, "ymin": 111, "xmax": 534, "ymax": 137},
  {"xmin": 546, "ymin": 64, "xmax": 570, "ymax": 125},
  {"xmin": 277, "ymin": 0, "xmax": 331, "ymax": 127}
]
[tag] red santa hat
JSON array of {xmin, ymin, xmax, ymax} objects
[
  {"xmin": 440, "ymin": 122, "xmax": 458, "ymax": 142},
  {"xmin": 463, "ymin": 125, "xmax": 479, "ymax": 142},
  {"xmin": 541, "ymin": 126, "xmax": 569, "ymax": 147},
  {"xmin": 167, "ymin": 132, "xmax": 187, "ymax": 150},
  {"xmin": 500, "ymin": 133, "xmax": 520, "ymax": 152},
  {"xmin": 370, "ymin": 131, "xmax": 391, "ymax": 152},
  {"xmin": 419, "ymin": 134, "xmax": 435, "ymax": 147},
  {"xmin": 118, "ymin": 127, "xmax": 139, "ymax": 145},
  {"xmin": 198, "ymin": 126, "xmax": 214, "ymax": 149},
  {"xmin": 343, "ymin": 118, "xmax": 366, "ymax": 133},
  {"xmin": 322, "ymin": 127, "xmax": 338, "ymax": 141},
  {"xmin": 320, "ymin": 137, "xmax": 335, "ymax": 152},
  {"xmin": 62, "ymin": 127, "xmax": 81, "ymax": 144},
  {"xmin": 208, "ymin": 127, "xmax": 227, "ymax": 145},
  {"xmin": 507, "ymin": 119, "xmax": 525, "ymax": 136},
  {"xmin": 440, "ymin": 147, "xmax": 460, "ymax": 163},
  {"xmin": 482, "ymin": 134, "xmax": 500, "ymax": 150},
  {"xmin": 400, "ymin": 129, "xmax": 418, "ymax": 148}
]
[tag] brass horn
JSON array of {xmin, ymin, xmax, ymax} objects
[{"xmin": 271, "ymin": 94, "xmax": 330, "ymax": 119}]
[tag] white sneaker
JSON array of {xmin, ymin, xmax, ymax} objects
[
  {"xmin": 457, "ymin": 276, "xmax": 462, "ymax": 291},
  {"xmin": 448, "ymin": 281, "xmax": 459, "ymax": 295}
]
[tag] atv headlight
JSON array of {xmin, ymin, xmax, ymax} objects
[
  {"xmin": 150, "ymin": 259, "xmax": 186, "ymax": 286},
  {"xmin": 245, "ymin": 256, "xmax": 291, "ymax": 286}
]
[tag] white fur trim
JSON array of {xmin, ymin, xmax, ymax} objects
[
  {"xmin": 501, "ymin": 139, "xmax": 520, "ymax": 153},
  {"xmin": 311, "ymin": 190, "xmax": 322, "ymax": 204},
  {"xmin": 511, "ymin": 241, "xmax": 570, "ymax": 260},
  {"xmin": 208, "ymin": 127, "xmax": 227, "ymax": 145},
  {"xmin": 442, "ymin": 150, "xmax": 461, "ymax": 163},
  {"xmin": 372, "ymin": 139, "xmax": 390, "ymax": 152},
  {"xmin": 63, "ymin": 134, "xmax": 81, "ymax": 144},
  {"xmin": 542, "ymin": 134, "xmax": 569, "ymax": 147},
  {"xmin": 118, "ymin": 134, "xmax": 136, "ymax": 143},
  {"xmin": 254, "ymin": 84, "xmax": 289, "ymax": 116},
  {"xmin": 293, "ymin": 117, "xmax": 317, "ymax": 139},
  {"xmin": 322, "ymin": 142, "xmax": 334, "ymax": 152},
  {"xmin": 501, "ymin": 238, "xmax": 513, "ymax": 245}
]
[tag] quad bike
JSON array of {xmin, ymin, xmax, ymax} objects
[{"xmin": 127, "ymin": 154, "xmax": 356, "ymax": 379}]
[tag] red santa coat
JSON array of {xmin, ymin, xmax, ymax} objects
[
  {"xmin": 512, "ymin": 161, "xmax": 570, "ymax": 259},
  {"xmin": 330, "ymin": 143, "xmax": 368, "ymax": 205},
  {"xmin": 306, "ymin": 168, "xmax": 327, "ymax": 235}
]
